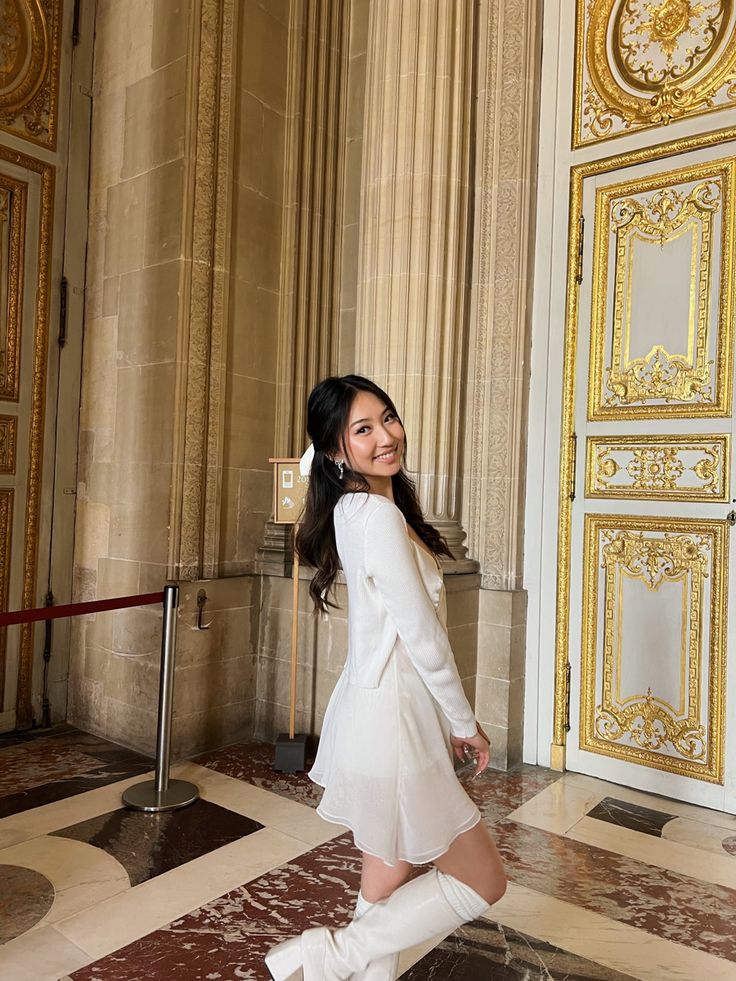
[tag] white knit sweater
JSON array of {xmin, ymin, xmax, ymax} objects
[{"xmin": 333, "ymin": 491, "xmax": 477, "ymax": 739}]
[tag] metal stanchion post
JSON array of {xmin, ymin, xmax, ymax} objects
[{"xmin": 123, "ymin": 584, "xmax": 199, "ymax": 812}]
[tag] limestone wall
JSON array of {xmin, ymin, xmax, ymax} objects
[
  {"xmin": 219, "ymin": 0, "xmax": 290, "ymax": 576},
  {"xmin": 68, "ymin": 0, "xmax": 258, "ymax": 756},
  {"xmin": 69, "ymin": 0, "xmax": 189, "ymax": 750}
]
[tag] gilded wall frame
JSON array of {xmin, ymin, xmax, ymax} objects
[
  {"xmin": 553, "ymin": 124, "xmax": 736, "ymax": 757},
  {"xmin": 587, "ymin": 160, "xmax": 735, "ymax": 419},
  {"xmin": 580, "ymin": 513, "xmax": 726, "ymax": 783},
  {"xmin": 585, "ymin": 433, "xmax": 730, "ymax": 501}
]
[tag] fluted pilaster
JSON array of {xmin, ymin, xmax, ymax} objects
[
  {"xmin": 169, "ymin": 0, "xmax": 237, "ymax": 580},
  {"xmin": 355, "ymin": 0, "xmax": 476, "ymax": 564},
  {"xmin": 275, "ymin": 0, "xmax": 348, "ymax": 457}
]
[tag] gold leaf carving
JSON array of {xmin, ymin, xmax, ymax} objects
[
  {"xmin": 691, "ymin": 448, "xmax": 720, "ymax": 486},
  {"xmin": 0, "ymin": 414, "xmax": 17, "ymax": 473},
  {"xmin": 590, "ymin": 438, "xmax": 727, "ymax": 499},
  {"xmin": 0, "ymin": 175, "xmax": 26, "ymax": 401},
  {"xmin": 626, "ymin": 447, "xmax": 684, "ymax": 488},
  {"xmin": 0, "ymin": 0, "xmax": 61, "ymax": 150},
  {"xmin": 575, "ymin": 0, "xmax": 736, "ymax": 146},
  {"xmin": 596, "ymin": 688, "xmax": 706, "ymax": 759}
]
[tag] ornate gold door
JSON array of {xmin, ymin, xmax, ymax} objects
[
  {"xmin": 544, "ymin": 1, "xmax": 736, "ymax": 811},
  {"xmin": 0, "ymin": 0, "xmax": 88, "ymax": 731}
]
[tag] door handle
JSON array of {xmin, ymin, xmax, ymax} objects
[{"xmin": 727, "ymin": 510, "xmax": 736, "ymax": 526}]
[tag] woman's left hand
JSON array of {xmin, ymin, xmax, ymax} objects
[{"xmin": 450, "ymin": 723, "xmax": 490, "ymax": 778}]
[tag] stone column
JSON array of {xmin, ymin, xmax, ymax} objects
[{"xmin": 355, "ymin": 0, "xmax": 476, "ymax": 567}]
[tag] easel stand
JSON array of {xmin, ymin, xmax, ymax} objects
[{"xmin": 274, "ymin": 526, "xmax": 307, "ymax": 773}]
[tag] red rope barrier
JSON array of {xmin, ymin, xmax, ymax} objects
[{"xmin": 0, "ymin": 591, "xmax": 165, "ymax": 628}]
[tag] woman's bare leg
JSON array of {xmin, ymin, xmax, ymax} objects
[
  {"xmin": 360, "ymin": 852, "xmax": 412, "ymax": 903},
  {"xmin": 434, "ymin": 821, "xmax": 507, "ymax": 906}
]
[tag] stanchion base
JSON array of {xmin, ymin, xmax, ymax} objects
[
  {"xmin": 274, "ymin": 732, "xmax": 307, "ymax": 773},
  {"xmin": 122, "ymin": 779, "xmax": 199, "ymax": 812}
]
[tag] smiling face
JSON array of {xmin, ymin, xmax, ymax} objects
[{"xmin": 341, "ymin": 390, "xmax": 405, "ymax": 496}]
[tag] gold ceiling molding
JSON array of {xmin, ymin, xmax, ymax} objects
[
  {"xmin": 0, "ymin": 0, "xmax": 62, "ymax": 150},
  {"xmin": 574, "ymin": 0, "xmax": 736, "ymax": 147},
  {"xmin": 580, "ymin": 515, "xmax": 726, "ymax": 783},
  {"xmin": 553, "ymin": 123, "xmax": 736, "ymax": 758}
]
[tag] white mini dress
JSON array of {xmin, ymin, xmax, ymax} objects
[{"xmin": 309, "ymin": 494, "xmax": 481, "ymax": 867}]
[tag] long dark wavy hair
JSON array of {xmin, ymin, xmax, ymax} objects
[{"xmin": 295, "ymin": 374, "xmax": 452, "ymax": 613}]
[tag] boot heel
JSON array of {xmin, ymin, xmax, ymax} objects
[{"xmin": 265, "ymin": 937, "xmax": 303, "ymax": 980}]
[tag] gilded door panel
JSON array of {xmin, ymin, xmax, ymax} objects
[
  {"xmin": 0, "ymin": 147, "xmax": 54, "ymax": 726},
  {"xmin": 574, "ymin": 0, "xmax": 736, "ymax": 148},
  {"xmin": 558, "ymin": 139, "xmax": 736, "ymax": 809},
  {"xmin": 589, "ymin": 159, "xmax": 735, "ymax": 419},
  {"xmin": 580, "ymin": 514, "xmax": 726, "ymax": 783},
  {"xmin": 0, "ymin": 0, "xmax": 77, "ymax": 733},
  {"xmin": 585, "ymin": 433, "xmax": 730, "ymax": 500},
  {"xmin": 544, "ymin": 1, "xmax": 736, "ymax": 809}
]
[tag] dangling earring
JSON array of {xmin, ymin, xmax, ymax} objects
[{"xmin": 335, "ymin": 458, "xmax": 345, "ymax": 480}]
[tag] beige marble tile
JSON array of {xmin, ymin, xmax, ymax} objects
[
  {"xmin": 54, "ymin": 826, "xmax": 309, "ymax": 960},
  {"xmin": 0, "ymin": 924, "xmax": 92, "ymax": 981},
  {"xmin": 510, "ymin": 773, "xmax": 736, "ymax": 889},
  {"xmin": 491, "ymin": 881, "xmax": 736, "ymax": 981},
  {"xmin": 563, "ymin": 772, "xmax": 736, "ymax": 832},
  {"xmin": 663, "ymin": 815, "xmax": 736, "ymax": 856},
  {"xmin": 0, "ymin": 771, "xmax": 155, "ymax": 848},
  {"xmin": 507, "ymin": 774, "xmax": 599, "ymax": 835},
  {"xmin": 0, "ymin": 836, "xmax": 129, "ymax": 927},
  {"xmin": 171, "ymin": 761, "xmax": 343, "ymax": 846},
  {"xmin": 567, "ymin": 816, "xmax": 736, "ymax": 890}
]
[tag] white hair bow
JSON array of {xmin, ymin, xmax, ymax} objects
[{"xmin": 300, "ymin": 443, "xmax": 315, "ymax": 477}]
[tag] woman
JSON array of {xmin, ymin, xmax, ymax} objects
[{"xmin": 266, "ymin": 375, "xmax": 507, "ymax": 981}]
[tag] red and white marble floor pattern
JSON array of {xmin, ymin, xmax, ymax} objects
[{"xmin": 0, "ymin": 726, "xmax": 734, "ymax": 980}]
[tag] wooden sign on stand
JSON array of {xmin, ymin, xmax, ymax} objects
[{"xmin": 269, "ymin": 458, "xmax": 309, "ymax": 773}]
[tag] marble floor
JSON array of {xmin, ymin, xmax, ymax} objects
[{"xmin": 0, "ymin": 727, "xmax": 735, "ymax": 980}]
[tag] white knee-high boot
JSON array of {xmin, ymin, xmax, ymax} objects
[
  {"xmin": 351, "ymin": 891, "xmax": 399, "ymax": 981},
  {"xmin": 265, "ymin": 868, "xmax": 489, "ymax": 981}
]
